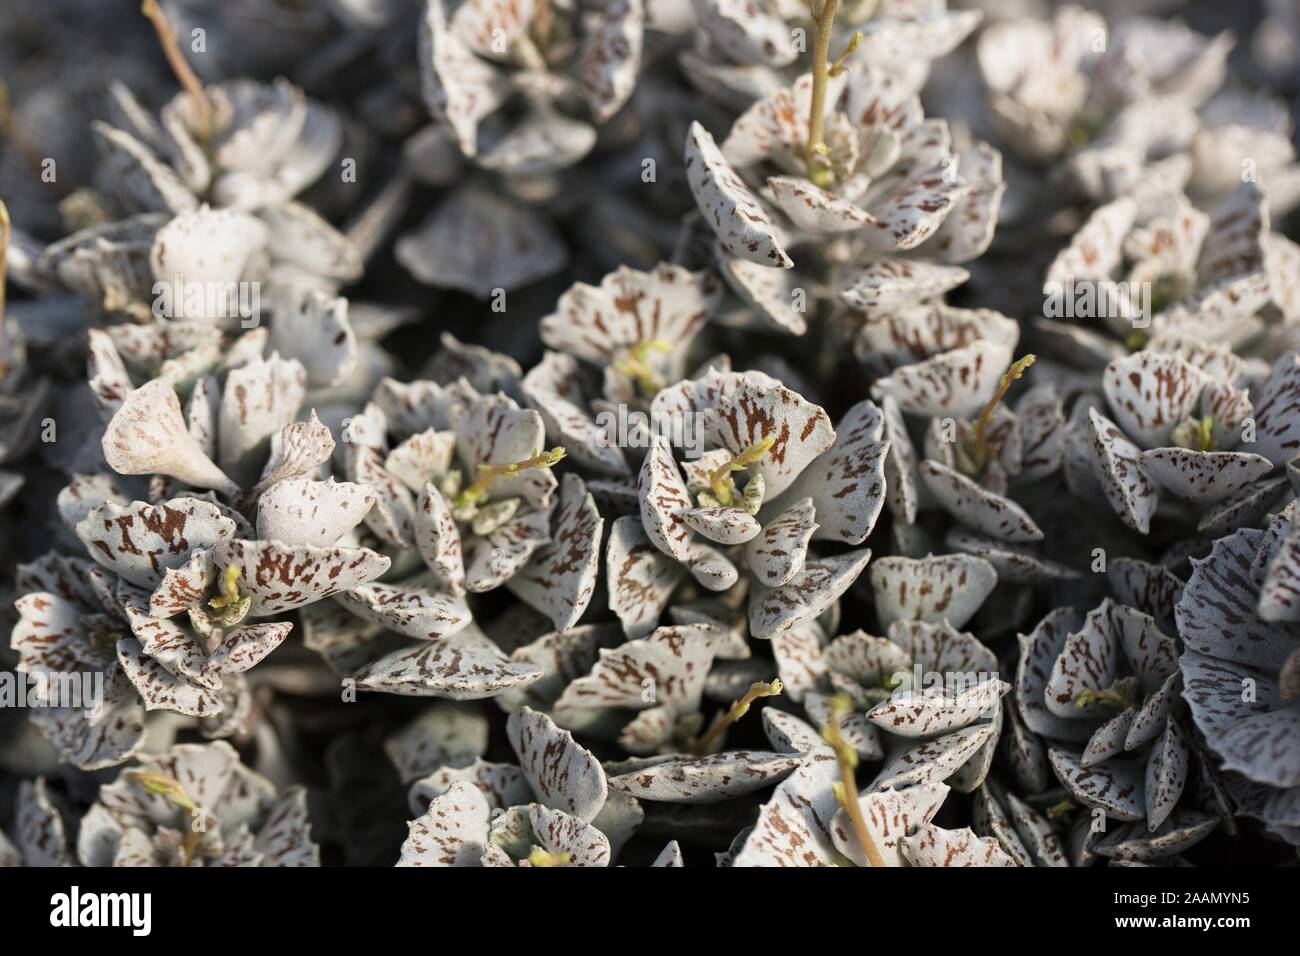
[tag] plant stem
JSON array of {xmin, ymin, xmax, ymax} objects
[
  {"xmin": 141, "ymin": 0, "xmax": 212, "ymax": 138},
  {"xmin": 0, "ymin": 201, "xmax": 9, "ymax": 380},
  {"xmin": 967, "ymin": 353, "xmax": 1035, "ymax": 472},
  {"xmin": 822, "ymin": 695, "xmax": 886, "ymax": 867},
  {"xmin": 805, "ymin": 0, "xmax": 841, "ymax": 187},
  {"xmin": 689, "ymin": 679, "xmax": 782, "ymax": 753}
]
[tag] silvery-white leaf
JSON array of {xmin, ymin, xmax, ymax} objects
[
  {"xmin": 75, "ymin": 496, "xmax": 235, "ymax": 590},
  {"xmin": 255, "ymin": 411, "xmax": 336, "ymax": 495},
  {"xmin": 385, "ymin": 703, "xmax": 488, "ymax": 782},
  {"xmin": 639, "ymin": 434, "xmax": 694, "ymax": 561},
  {"xmin": 1045, "ymin": 197, "xmax": 1136, "ymax": 287},
  {"xmin": 606, "ymin": 516, "xmax": 686, "ymax": 639},
  {"xmin": 527, "ymin": 804, "xmax": 611, "ymax": 867},
  {"xmin": 102, "ymin": 380, "xmax": 239, "ymax": 498},
  {"xmin": 900, "ymin": 825, "xmax": 1018, "ymax": 867},
  {"xmin": 731, "ymin": 751, "xmax": 840, "ymax": 866},
  {"xmin": 840, "ymin": 260, "xmax": 969, "ymax": 321},
  {"xmin": 1145, "ymin": 718, "xmax": 1189, "ymax": 831},
  {"xmin": 409, "ymin": 759, "xmax": 532, "ymax": 816},
  {"xmin": 354, "ymin": 625, "xmax": 544, "ymax": 699},
  {"xmin": 396, "ymin": 187, "xmax": 566, "ymax": 296},
  {"xmin": 506, "ymin": 474, "xmax": 604, "ymax": 631},
  {"xmin": 257, "ymin": 478, "xmax": 374, "ymax": 548},
  {"xmin": 919, "ymin": 460, "xmax": 1043, "ymax": 543},
  {"xmin": 769, "ymin": 621, "xmax": 826, "ymax": 704},
  {"xmin": 947, "ymin": 530, "xmax": 1079, "ymax": 584},
  {"xmin": 718, "ymin": 255, "xmax": 809, "ymax": 334},
  {"xmin": 116, "ymin": 639, "xmax": 223, "ymax": 717},
  {"xmin": 418, "ymin": 0, "xmax": 506, "ymax": 156},
  {"xmin": 1102, "ymin": 351, "xmax": 1209, "ymax": 449},
  {"xmin": 1252, "ymin": 352, "xmax": 1300, "ymax": 467},
  {"xmin": 508, "ymin": 706, "xmax": 608, "ymax": 823},
  {"xmin": 578, "ymin": 0, "xmax": 644, "ymax": 122},
  {"xmin": 871, "ymin": 723, "xmax": 996, "ymax": 791},
  {"xmin": 16, "ymin": 779, "xmax": 73, "ymax": 867},
  {"xmin": 866, "ymin": 679, "xmax": 1008, "ymax": 740},
  {"xmin": 651, "ymin": 841, "xmax": 684, "ymax": 866},
  {"xmin": 212, "ymin": 538, "xmax": 390, "ymax": 616},
  {"xmin": 397, "ymin": 781, "xmax": 491, "ymax": 867},
  {"xmin": 696, "ymin": 0, "xmax": 799, "ymax": 70},
  {"xmin": 1094, "ymin": 809, "xmax": 1220, "ymax": 862},
  {"xmin": 685, "ymin": 121, "xmax": 792, "ymax": 268},
  {"xmin": 869, "ymin": 553, "xmax": 997, "ymax": 630},
  {"xmin": 805, "ymin": 692, "xmax": 882, "ymax": 760},
  {"xmin": 1048, "ymin": 748, "xmax": 1146, "ymax": 822},
  {"xmin": 218, "ymin": 355, "xmax": 307, "ymax": 487},
  {"xmin": 336, "ymin": 578, "xmax": 471, "ymax": 641},
  {"xmin": 1177, "ymin": 528, "xmax": 1298, "ymax": 672},
  {"xmin": 608, "ymin": 751, "xmax": 805, "ymax": 803},
  {"xmin": 778, "ymin": 399, "xmax": 888, "ymax": 545},
  {"xmin": 831, "ymin": 781, "xmax": 951, "ymax": 868},
  {"xmin": 872, "ymin": 341, "xmax": 1007, "ymax": 419},
  {"xmin": 1088, "ymin": 408, "xmax": 1158, "ymax": 534},
  {"xmin": 745, "ymin": 497, "xmax": 817, "ymax": 588},
  {"xmin": 749, "ymin": 549, "xmax": 871, "ymax": 640},
  {"xmin": 413, "ymin": 484, "xmax": 465, "ymax": 595},
  {"xmin": 554, "ymin": 624, "xmax": 717, "ymax": 713}
]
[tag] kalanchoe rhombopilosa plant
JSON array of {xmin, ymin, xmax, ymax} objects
[{"xmin": 1, "ymin": 0, "xmax": 1299, "ymax": 873}]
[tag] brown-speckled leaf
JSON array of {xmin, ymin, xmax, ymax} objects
[
  {"xmin": 418, "ymin": 0, "xmax": 506, "ymax": 156},
  {"xmin": 116, "ymin": 639, "xmax": 223, "ymax": 717},
  {"xmin": 16, "ymin": 779, "xmax": 73, "ymax": 867},
  {"xmin": 869, "ymin": 554, "xmax": 997, "ymax": 630},
  {"xmin": 554, "ymin": 624, "xmax": 717, "ymax": 713},
  {"xmin": 685, "ymin": 121, "xmax": 792, "ymax": 268},
  {"xmin": 1177, "ymin": 528, "xmax": 1298, "ymax": 671},
  {"xmin": 731, "ymin": 751, "xmax": 840, "ymax": 866},
  {"xmin": 397, "ymin": 780, "xmax": 491, "ymax": 866},
  {"xmin": 872, "ymin": 340, "xmax": 1006, "ymax": 418},
  {"xmin": 696, "ymin": 0, "xmax": 799, "ymax": 71},
  {"xmin": 204, "ymin": 622, "xmax": 292, "ymax": 676},
  {"xmin": 212, "ymin": 539, "xmax": 390, "ymax": 616},
  {"xmin": 578, "ymin": 0, "xmax": 644, "ymax": 122},
  {"xmin": 528, "ymin": 804, "xmax": 611, "ymax": 867},
  {"xmin": 75, "ymin": 497, "xmax": 235, "ymax": 590},
  {"xmin": 409, "ymin": 758, "xmax": 532, "ymax": 816},
  {"xmin": 336, "ymin": 577, "xmax": 472, "ymax": 641},
  {"xmin": 749, "ymin": 549, "xmax": 871, "ymax": 639},
  {"xmin": 638, "ymin": 434, "xmax": 694, "ymax": 561},
  {"xmin": 607, "ymin": 516, "xmax": 687, "ymax": 639},
  {"xmin": 1145, "ymin": 718, "xmax": 1188, "ymax": 831},
  {"xmin": 218, "ymin": 355, "xmax": 307, "ymax": 487},
  {"xmin": 919, "ymin": 460, "xmax": 1043, "ymax": 542},
  {"xmin": 1102, "ymin": 352, "xmax": 1209, "ymax": 449},
  {"xmin": 745, "ymin": 497, "xmax": 817, "ymax": 588},
  {"xmin": 778, "ymin": 399, "xmax": 889, "ymax": 545},
  {"xmin": 1048, "ymin": 748, "xmax": 1146, "ymax": 822},
  {"xmin": 355, "ymin": 625, "xmax": 545, "ymax": 699},
  {"xmin": 900, "ymin": 825, "xmax": 1019, "ymax": 867},
  {"xmin": 102, "ymin": 380, "xmax": 239, "ymax": 498},
  {"xmin": 506, "ymin": 474, "xmax": 604, "ymax": 631},
  {"xmin": 256, "ymin": 478, "xmax": 375, "ymax": 547},
  {"xmin": 414, "ymin": 484, "xmax": 465, "ymax": 596},
  {"xmin": 840, "ymin": 259, "xmax": 970, "ymax": 322},
  {"xmin": 831, "ymin": 782, "xmax": 951, "ymax": 867},
  {"xmin": 1252, "ymin": 352, "xmax": 1300, "ymax": 467},
  {"xmin": 540, "ymin": 263, "xmax": 720, "ymax": 369},
  {"xmin": 507, "ymin": 706, "xmax": 608, "ymax": 822},
  {"xmin": 871, "ymin": 723, "xmax": 997, "ymax": 791},
  {"xmin": 866, "ymin": 680, "xmax": 1009, "ymax": 739},
  {"xmin": 608, "ymin": 751, "xmax": 805, "ymax": 803},
  {"xmin": 1088, "ymin": 408, "xmax": 1158, "ymax": 534}
]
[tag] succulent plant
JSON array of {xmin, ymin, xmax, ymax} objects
[{"xmin": 2, "ymin": 0, "xmax": 1299, "ymax": 872}]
